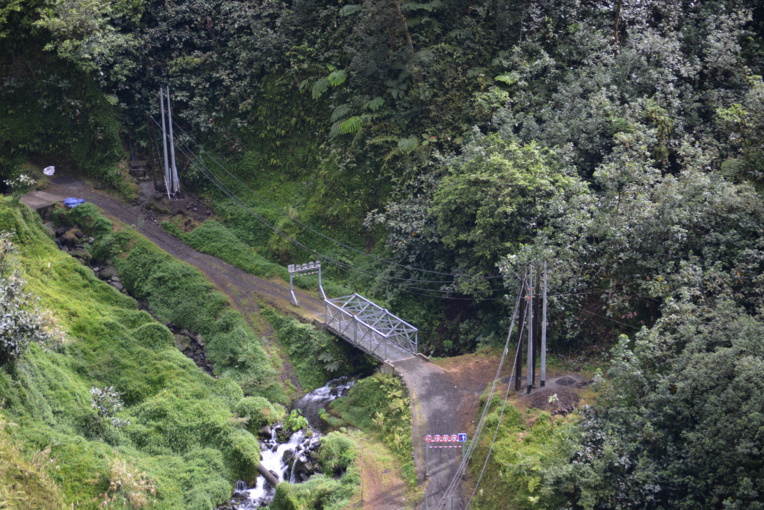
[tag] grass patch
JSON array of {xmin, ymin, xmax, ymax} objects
[
  {"xmin": 0, "ymin": 198, "xmax": 276, "ymax": 508},
  {"xmin": 330, "ymin": 372, "xmax": 416, "ymax": 487},
  {"xmin": 55, "ymin": 202, "xmax": 288, "ymax": 404}
]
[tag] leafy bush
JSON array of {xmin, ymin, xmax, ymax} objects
[
  {"xmin": 0, "ymin": 272, "xmax": 52, "ymax": 367},
  {"xmin": 264, "ymin": 307, "xmax": 372, "ymax": 391},
  {"xmin": 235, "ymin": 396, "xmax": 286, "ymax": 433},
  {"xmin": 283, "ymin": 409, "xmax": 308, "ymax": 432},
  {"xmin": 269, "ymin": 469, "xmax": 359, "ymax": 510},
  {"xmin": 318, "ymin": 432, "xmax": 356, "ymax": 476}
]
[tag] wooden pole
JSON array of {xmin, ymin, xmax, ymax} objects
[{"xmin": 514, "ymin": 284, "xmax": 525, "ymax": 391}]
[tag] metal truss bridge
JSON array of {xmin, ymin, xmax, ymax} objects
[{"xmin": 324, "ymin": 294, "xmax": 418, "ymax": 362}]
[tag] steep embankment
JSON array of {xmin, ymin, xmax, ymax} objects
[
  {"xmin": 44, "ymin": 175, "xmax": 500, "ymax": 508},
  {"xmin": 0, "ymin": 198, "xmax": 272, "ymax": 509}
]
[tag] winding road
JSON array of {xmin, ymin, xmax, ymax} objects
[{"xmin": 40, "ymin": 175, "xmax": 477, "ymax": 509}]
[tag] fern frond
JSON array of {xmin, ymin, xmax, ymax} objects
[
  {"xmin": 367, "ymin": 135, "xmax": 398, "ymax": 146},
  {"xmin": 366, "ymin": 96, "xmax": 385, "ymax": 112},
  {"xmin": 495, "ymin": 72, "xmax": 519, "ymax": 85},
  {"xmin": 340, "ymin": 4, "xmax": 362, "ymax": 16},
  {"xmin": 312, "ymin": 77, "xmax": 330, "ymax": 99},
  {"xmin": 328, "ymin": 69, "xmax": 348, "ymax": 87},
  {"xmin": 397, "ymin": 135, "xmax": 419, "ymax": 154},
  {"xmin": 331, "ymin": 104, "xmax": 352, "ymax": 122},
  {"xmin": 351, "ymin": 124, "xmax": 366, "ymax": 147},
  {"xmin": 329, "ymin": 120, "xmax": 344, "ymax": 139},
  {"xmin": 403, "ymin": 0, "xmax": 443, "ymax": 12},
  {"xmin": 340, "ymin": 116, "xmax": 364, "ymax": 135}
]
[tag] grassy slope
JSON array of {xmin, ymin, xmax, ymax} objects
[{"xmin": 0, "ymin": 198, "xmax": 271, "ymax": 509}]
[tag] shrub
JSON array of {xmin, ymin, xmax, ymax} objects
[
  {"xmin": 318, "ymin": 432, "xmax": 356, "ymax": 476},
  {"xmin": 0, "ymin": 272, "xmax": 51, "ymax": 367},
  {"xmin": 235, "ymin": 396, "xmax": 286, "ymax": 433}
]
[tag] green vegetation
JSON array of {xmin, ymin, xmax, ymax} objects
[
  {"xmin": 469, "ymin": 398, "xmax": 573, "ymax": 509},
  {"xmin": 330, "ymin": 372, "xmax": 416, "ymax": 486},
  {"xmin": 0, "ymin": 198, "xmax": 266, "ymax": 508},
  {"xmin": 4, "ymin": 0, "xmax": 764, "ymax": 506},
  {"xmin": 235, "ymin": 396, "xmax": 286, "ymax": 435},
  {"xmin": 264, "ymin": 307, "xmax": 375, "ymax": 392},
  {"xmin": 270, "ymin": 431, "xmax": 360, "ymax": 510},
  {"xmin": 55, "ymin": 203, "xmax": 288, "ymax": 404}
]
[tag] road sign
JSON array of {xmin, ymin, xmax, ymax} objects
[
  {"xmin": 458, "ymin": 433, "xmax": 467, "ymax": 442},
  {"xmin": 424, "ymin": 435, "xmax": 432, "ymax": 443}
]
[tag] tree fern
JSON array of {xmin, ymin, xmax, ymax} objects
[
  {"xmin": 365, "ymin": 96, "xmax": 385, "ymax": 111},
  {"xmin": 312, "ymin": 76, "xmax": 330, "ymax": 99},
  {"xmin": 495, "ymin": 72, "xmax": 519, "ymax": 85},
  {"xmin": 340, "ymin": 115, "xmax": 364, "ymax": 135},
  {"xmin": 328, "ymin": 69, "xmax": 347, "ymax": 87},
  {"xmin": 339, "ymin": 4, "xmax": 362, "ymax": 16},
  {"xmin": 403, "ymin": 0, "xmax": 443, "ymax": 12},
  {"xmin": 397, "ymin": 135, "xmax": 419, "ymax": 154},
  {"xmin": 331, "ymin": 103, "xmax": 352, "ymax": 123}
]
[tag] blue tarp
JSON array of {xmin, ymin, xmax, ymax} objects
[{"xmin": 63, "ymin": 198, "xmax": 86, "ymax": 208}]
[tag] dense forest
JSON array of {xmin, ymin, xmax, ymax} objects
[{"xmin": 1, "ymin": 0, "xmax": 764, "ymax": 508}]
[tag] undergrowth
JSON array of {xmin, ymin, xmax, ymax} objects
[
  {"xmin": 263, "ymin": 306, "xmax": 375, "ymax": 392},
  {"xmin": 0, "ymin": 197, "xmax": 268, "ymax": 508},
  {"xmin": 330, "ymin": 372, "xmax": 416, "ymax": 486},
  {"xmin": 468, "ymin": 395, "xmax": 574, "ymax": 509}
]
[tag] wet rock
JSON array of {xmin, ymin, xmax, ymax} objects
[
  {"xmin": 99, "ymin": 266, "xmax": 119, "ymax": 280},
  {"xmin": 174, "ymin": 334, "xmax": 192, "ymax": 352},
  {"xmin": 70, "ymin": 247, "xmax": 92, "ymax": 264},
  {"xmin": 111, "ymin": 281, "xmax": 124, "ymax": 291},
  {"xmin": 258, "ymin": 425, "xmax": 272, "ymax": 439},
  {"xmin": 61, "ymin": 228, "xmax": 83, "ymax": 247}
]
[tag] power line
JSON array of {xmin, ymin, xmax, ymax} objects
[
  {"xmin": 170, "ymin": 119, "xmax": 509, "ymax": 282},
  {"xmin": 432, "ymin": 275, "xmax": 527, "ymax": 509},
  {"xmin": 167, "ymin": 125, "xmax": 500, "ymax": 295}
]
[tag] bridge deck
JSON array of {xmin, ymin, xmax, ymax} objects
[{"xmin": 324, "ymin": 294, "xmax": 418, "ymax": 362}]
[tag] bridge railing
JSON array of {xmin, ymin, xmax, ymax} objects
[{"xmin": 324, "ymin": 294, "xmax": 418, "ymax": 358}]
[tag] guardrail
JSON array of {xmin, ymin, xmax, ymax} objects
[{"xmin": 324, "ymin": 294, "xmax": 418, "ymax": 359}]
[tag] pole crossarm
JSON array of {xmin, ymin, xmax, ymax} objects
[{"xmin": 324, "ymin": 293, "xmax": 418, "ymax": 360}]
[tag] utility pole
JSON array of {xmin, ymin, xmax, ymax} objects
[
  {"xmin": 159, "ymin": 86, "xmax": 180, "ymax": 198},
  {"xmin": 515, "ymin": 278, "xmax": 526, "ymax": 392},
  {"xmin": 165, "ymin": 86, "xmax": 179, "ymax": 195},
  {"xmin": 527, "ymin": 264, "xmax": 535, "ymax": 394},
  {"xmin": 159, "ymin": 88, "xmax": 171, "ymax": 199},
  {"xmin": 541, "ymin": 261, "xmax": 548, "ymax": 387}
]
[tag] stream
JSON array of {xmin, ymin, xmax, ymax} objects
[{"xmin": 222, "ymin": 377, "xmax": 356, "ymax": 509}]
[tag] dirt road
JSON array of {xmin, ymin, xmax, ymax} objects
[{"xmin": 42, "ymin": 176, "xmax": 480, "ymax": 509}]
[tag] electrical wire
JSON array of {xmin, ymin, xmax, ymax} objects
[
  {"xmin": 153, "ymin": 116, "xmax": 657, "ymax": 320},
  {"xmin": 169, "ymin": 128, "xmax": 506, "ymax": 295},
  {"xmin": 169, "ymin": 119, "xmax": 511, "ymax": 281},
  {"xmin": 432, "ymin": 275, "xmax": 527, "ymax": 509},
  {"xmin": 158, "ymin": 118, "xmax": 517, "ymax": 295}
]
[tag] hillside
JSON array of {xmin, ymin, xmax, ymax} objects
[{"xmin": 2, "ymin": 0, "xmax": 764, "ymax": 508}]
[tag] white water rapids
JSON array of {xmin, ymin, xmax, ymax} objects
[{"xmin": 228, "ymin": 377, "xmax": 356, "ymax": 509}]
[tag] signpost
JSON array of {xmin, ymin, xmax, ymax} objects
[
  {"xmin": 287, "ymin": 261, "xmax": 325, "ymax": 306},
  {"xmin": 424, "ymin": 432, "xmax": 467, "ymax": 479}
]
